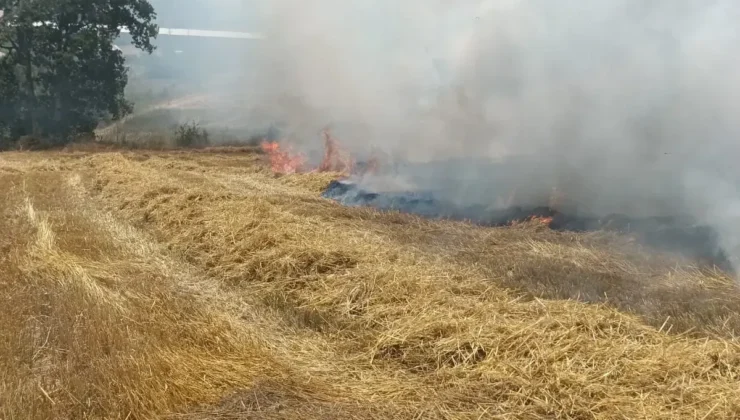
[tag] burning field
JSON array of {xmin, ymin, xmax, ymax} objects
[
  {"xmin": 4, "ymin": 145, "xmax": 740, "ymax": 419},
  {"xmin": 7, "ymin": 0, "xmax": 740, "ymax": 417},
  {"xmin": 265, "ymin": 132, "xmax": 734, "ymax": 273}
]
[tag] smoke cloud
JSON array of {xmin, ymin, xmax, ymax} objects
[{"xmin": 154, "ymin": 0, "xmax": 740, "ymax": 268}]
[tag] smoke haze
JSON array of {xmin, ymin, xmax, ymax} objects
[{"xmin": 151, "ymin": 0, "xmax": 740, "ymax": 268}]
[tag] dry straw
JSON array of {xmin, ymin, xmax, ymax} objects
[{"xmin": 1, "ymin": 149, "xmax": 740, "ymax": 419}]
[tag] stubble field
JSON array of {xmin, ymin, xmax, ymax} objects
[{"xmin": 2, "ymin": 147, "xmax": 740, "ymax": 419}]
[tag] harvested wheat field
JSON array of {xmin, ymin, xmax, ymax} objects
[{"xmin": 3, "ymin": 147, "xmax": 740, "ymax": 419}]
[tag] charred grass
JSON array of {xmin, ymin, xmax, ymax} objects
[{"xmin": 2, "ymin": 150, "xmax": 740, "ymax": 419}]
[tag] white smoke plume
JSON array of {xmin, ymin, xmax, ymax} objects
[{"xmin": 155, "ymin": 0, "xmax": 740, "ymax": 268}]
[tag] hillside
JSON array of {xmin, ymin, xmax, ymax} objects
[{"xmin": 2, "ymin": 148, "xmax": 740, "ymax": 419}]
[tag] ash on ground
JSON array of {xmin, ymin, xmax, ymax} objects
[{"xmin": 323, "ymin": 176, "xmax": 732, "ymax": 273}]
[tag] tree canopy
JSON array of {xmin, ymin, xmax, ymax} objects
[{"xmin": 0, "ymin": 0, "xmax": 158, "ymax": 147}]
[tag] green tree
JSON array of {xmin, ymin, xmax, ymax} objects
[
  {"xmin": 0, "ymin": 0, "xmax": 158, "ymax": 146},
  {"xmin": 0, "ymin": 52, "xmax": 21, "ymax": 147}
]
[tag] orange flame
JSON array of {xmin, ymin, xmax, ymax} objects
[
  {"xmin": 260, "ymin": 141, "xmax": 306, "ymax": 174},
  {"xmin": 261, "ymin": 130, "xmax": 366, "ymax": 176},
  {"xmin": 509, "ymin": 215, "xmax": 554, "ymax": 227},
  {"xmin": 318, "ymin": 129, "xmax": 355, "ymax": 175}
]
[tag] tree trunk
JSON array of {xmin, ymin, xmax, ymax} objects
[{"xmin": 17, "ymin": 28, "xmax": 39, "ymax": 137}]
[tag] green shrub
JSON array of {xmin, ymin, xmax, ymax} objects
[{"xmin": 173, "ymin": 121, "xmax": 209, "ymax": 148}]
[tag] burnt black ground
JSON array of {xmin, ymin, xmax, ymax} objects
[{"xmin": 323, "ymin": 179, "xmax": 732, "ymax": 272}]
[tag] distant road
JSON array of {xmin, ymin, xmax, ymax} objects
[
  {"xmin": 120, "ymin": 27, "xmax": 265, "ymax": 40},
  {"xmin": 1, "ymin": 16, "xmax": 265, "ymax": 40}
]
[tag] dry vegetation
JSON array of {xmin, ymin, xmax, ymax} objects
[{"xmin": 2, "ymin": 147, "xmax": 740, "ymax": 419}]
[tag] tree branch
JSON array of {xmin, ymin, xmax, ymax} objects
[{"xmin": 4, "ymin": 36, "xmax": 19, "ymax": 51}]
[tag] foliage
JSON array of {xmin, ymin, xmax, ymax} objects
[
  {"xmin": 173, "ymin": 120, "xmax": 209, "ymax": 148},
  {"xmin": 0, "ymin": 0, "xmax": 158, "ymax": 148},
  {"xmin": 0, "ymin": 54, "xmax": 21, "ymax": 148}
]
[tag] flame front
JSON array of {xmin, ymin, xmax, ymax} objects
[
  {"xmin": 261, "ymin": 141, "xmax": 306, "ymax": 174},
  {"xmin": 510, "ymin": 215, "xmax": 554, "ymax": 227},
  {"xmin": 261, "ymin": 130, "xmax": 359, "ymax": 176},
  {"xmin": 262, "ymin": 134, "xmax": 554, "ymax": 230},
  {"xmin": 258, "ymin": 133, "xmax": 565, "ymax": 230}
]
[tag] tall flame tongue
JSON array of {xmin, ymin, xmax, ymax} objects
[
  {"xmin": 261, "ymin": 130, "xmax": 362, "ymax": 176},
  {"xmin": 260, "ymin": 141, "xmax": 306, "ymax": 174},
  {"xmin": 318, "ymin": 129, "xmax": 355, "ymax": 175}
]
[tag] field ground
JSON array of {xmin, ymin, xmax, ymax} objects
[{"xmin": 2, "ymin": 148, "xmax": 740, "ymax": 419}]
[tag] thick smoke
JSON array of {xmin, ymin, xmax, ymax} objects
[{"xmin": 156, "ymin": 0, "xmax": 740, "ymax": 268}]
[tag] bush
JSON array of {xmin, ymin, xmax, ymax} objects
[{"xmin": 173, "ymin": 121, "xmax": 209, "ymax": 148}]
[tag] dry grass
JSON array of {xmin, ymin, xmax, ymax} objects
[{"xmin": 2, "ymin": 149, "xmax": 740, "ymax": 419}]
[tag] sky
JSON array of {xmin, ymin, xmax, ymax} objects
[{"xmin": 148, "ymin": 0, "xmax": 265, "ymax": 32}]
